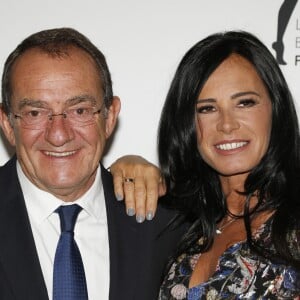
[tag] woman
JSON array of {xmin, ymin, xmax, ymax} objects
[{"xmin": 111, "ymin": 30, "xmax": 300, "ymax": 299}]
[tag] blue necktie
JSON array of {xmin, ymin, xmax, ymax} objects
[{"xmin": 53, "ymin": 204, "xmax": 88, "ymax": 300}]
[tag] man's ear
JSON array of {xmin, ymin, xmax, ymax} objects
[
  {"xmin": 105, "ymin": 96, "xmax": 121, "ymax": 138},
  {"xmin": 0, "ymin": 107, "xmax": 16, "ymax": 146}
]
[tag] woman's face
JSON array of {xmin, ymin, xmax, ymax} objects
[{"xmin": 195, "ymin": 54, "xmax": 272, "ymax": 180}]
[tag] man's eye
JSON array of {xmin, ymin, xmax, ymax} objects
[
  {"xmin": 237, "ymin": 99, "xmax": 256, "ymax": 107},
  {"xmin": 26, "ymin": 110, "xmax": 43, "ymax": 117},
  {"xmin": 196, "ymin": 105, "xmax": 216, "ymax": 114},
  {"xmin": 75, "ymin": 108, "xmax": 85, "ymax": 115},
  {"xmin": 74, "ymin": 108, "xmax": 91, "ymax": 115},
  {"xmin": 69, "ymin": 107, "xmax": 94, "ymax": 116}
]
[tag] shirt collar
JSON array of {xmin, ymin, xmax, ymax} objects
[{"xmin": 17, "ymin": 162, "xmax": 106, "ymax": 225}]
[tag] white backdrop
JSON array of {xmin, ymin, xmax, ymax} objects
[{"xmin": 1, "ymin": 0, "xmax": 299, "ymax": 167}]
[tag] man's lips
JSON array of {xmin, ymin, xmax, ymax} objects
[{"xmin": 43, "ymin": 150, "xmax": 77, "ymax": 157}]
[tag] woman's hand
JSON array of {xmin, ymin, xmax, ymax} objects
[{"xmin": 109, "ymin": 155, "xmax": 166, "ymax": 223}]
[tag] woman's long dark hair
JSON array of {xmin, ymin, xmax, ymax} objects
[{"xmin": 158, "ymin": 30, "xmax": 300, "ymax": 268}]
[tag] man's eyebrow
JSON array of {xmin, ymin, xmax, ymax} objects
[
  {"xmin": 66, "ymin": 95, "xmax": 98, "ymax": 106},
  {"xmin": 17, "ymin": 99, "xmax": 48, "ymax": 110},
  {"xmin": 16, "ymin": 95, "xmax": 98, "ymax": 110}
]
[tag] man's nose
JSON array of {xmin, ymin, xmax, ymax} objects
[{"xmin": 44, "ymin": 114, "xmax": 74, "ymax": 146}]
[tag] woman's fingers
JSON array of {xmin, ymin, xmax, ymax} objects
[
  {"xmin": 109, "ymin": 155, "xmax": 165, "ymax": 222},
  {"xmin": 112, "ymin": 168, "xmax": 125, "ymax": 201}
]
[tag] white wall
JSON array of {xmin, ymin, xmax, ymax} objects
[{"xmin": 1, "ymin": 0, "xmax": 299, "ymax": 167}]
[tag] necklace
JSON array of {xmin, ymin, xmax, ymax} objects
[
  {"xmin": 216, "ymin": 212, "xmax": 243, "ymax": 235},
  {"xmin": 216, "ymin": 218, "xmax": 237, "ymax": 235}
]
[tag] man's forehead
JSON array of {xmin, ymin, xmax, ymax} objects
[
  {"xmin": 12, "ymin": 46, "xmax": 96, "ymax": 70},
  {"xmin": 9, "ymin": 47, "xmax": 104, "ymax": 108},
  {"xmin": 11, "ymin": 47, "xmax": 103, "ymax": 85}
]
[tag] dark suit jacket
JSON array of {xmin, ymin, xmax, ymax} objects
[{"xmin": 0, "ymin": 157, "xmax": 187, "ymax": 300}]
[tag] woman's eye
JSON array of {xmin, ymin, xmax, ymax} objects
[
  {"xmin": 196, "ymin": 105, "xmax": 216, "ymax": 114},
  {"xmin": 237, "ymin": 99, "xmax": 256, "ymax": 107}
]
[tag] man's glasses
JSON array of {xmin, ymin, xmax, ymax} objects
[{"xmin": 12, "ymin": 105, "xmax": 104, "ymax": 129}]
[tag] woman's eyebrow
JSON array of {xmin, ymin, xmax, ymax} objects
[
  {"xmin": 197, "ymin": 91, "xmax": 260, "ymax": 104},
  {"xmin": 231, "ymin": 91, "xmax": 260, "ymax": 99},
  {"xmin": 196, "ymin": 98, "xmax": 216, "ymax": 104}
]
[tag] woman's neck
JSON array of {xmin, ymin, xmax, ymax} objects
[{"xmin": 219, "ymin": 173, "xmax": 259, "ymax": 215}]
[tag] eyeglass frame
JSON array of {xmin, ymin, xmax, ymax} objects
[{"xmin": 10, "ymin": 104, "xmax": 106, "ymax": 129}]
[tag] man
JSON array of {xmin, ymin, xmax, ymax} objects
[{"xmin": 0, "ymin": 28, "xmax": 186, "ymax": 300}]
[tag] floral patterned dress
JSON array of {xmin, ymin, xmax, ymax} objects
[{"xmin": 159, "ymin": 217, "xmax": 300, "ymax": 299}]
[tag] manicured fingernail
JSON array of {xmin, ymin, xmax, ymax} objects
[
  {"xmin": 146, "ymin": 211, "xmax": 154, "ymax": 221},
  {"xmin": 127, "ymin": 208, "xmax": 135, "ymax": 216},
  {"xmin": 116, "ymin": 194, "xmax": 123, "ymax": 201},
  {"xmin": 136, "ymin": 214, "xmax": 145, "ymax": 223}
]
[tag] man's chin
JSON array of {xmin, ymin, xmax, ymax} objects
[{"xmin": 39, "ymin": 177, "xmax": 82, "ymax": 197}]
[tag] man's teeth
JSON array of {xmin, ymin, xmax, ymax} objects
[
  {"xmin": 216, "ymin": 142, "xmax": 247, "ymax": 150},
  {"xmin": 45, "ymin": 151, "xmax": 76, "ymax": 157}
]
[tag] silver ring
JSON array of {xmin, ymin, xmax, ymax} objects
[{"xmin": 124, "ymin": 178, "xmax": 134, "ymax": 183}]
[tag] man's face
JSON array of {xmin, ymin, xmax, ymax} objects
[{"xmin": 1, "ymin": 47, "xmax": 120, "ymax": 201}]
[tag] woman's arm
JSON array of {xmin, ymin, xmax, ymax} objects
[{"xmin": 109, "ymin": 155, "xmax": 166, "ymax": 223}]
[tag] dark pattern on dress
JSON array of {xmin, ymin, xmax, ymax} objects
[{"xmin": 159, "ymin": 218, "xmax": 300, "ymax": 299}]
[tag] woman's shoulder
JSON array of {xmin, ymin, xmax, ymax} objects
[
  {"xmin": 286, "ymin": 220, "xmax": 300, "ymax": 259},
  {"xmin": 257, "ymin": 213, "xmax": 300, "ymax": 262},
  {"xmin": 273, "ymin": 210, "xmax": 300, "ymax": 260}
]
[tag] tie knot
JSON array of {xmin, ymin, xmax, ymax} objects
[{"xmin": 56, "ymin": 204, "xmax": 82, "ymax": 232}]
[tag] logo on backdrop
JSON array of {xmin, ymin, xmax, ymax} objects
[{"xmin": 272, "ymin": 0, "xmax": 298, "ymax": 65}]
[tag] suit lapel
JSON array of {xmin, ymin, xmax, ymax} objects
[
  {"xmin": 101, "ymin": 165, "xmax": 140, "ymax": 300},
  {"xmin": 0, "ymin": 157, "xmax": 49, "ymax": 300}
]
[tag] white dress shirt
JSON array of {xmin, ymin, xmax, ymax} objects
[{"xmin": 17, "ymin": 162, "xmax": 110, "ymax": 300}]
